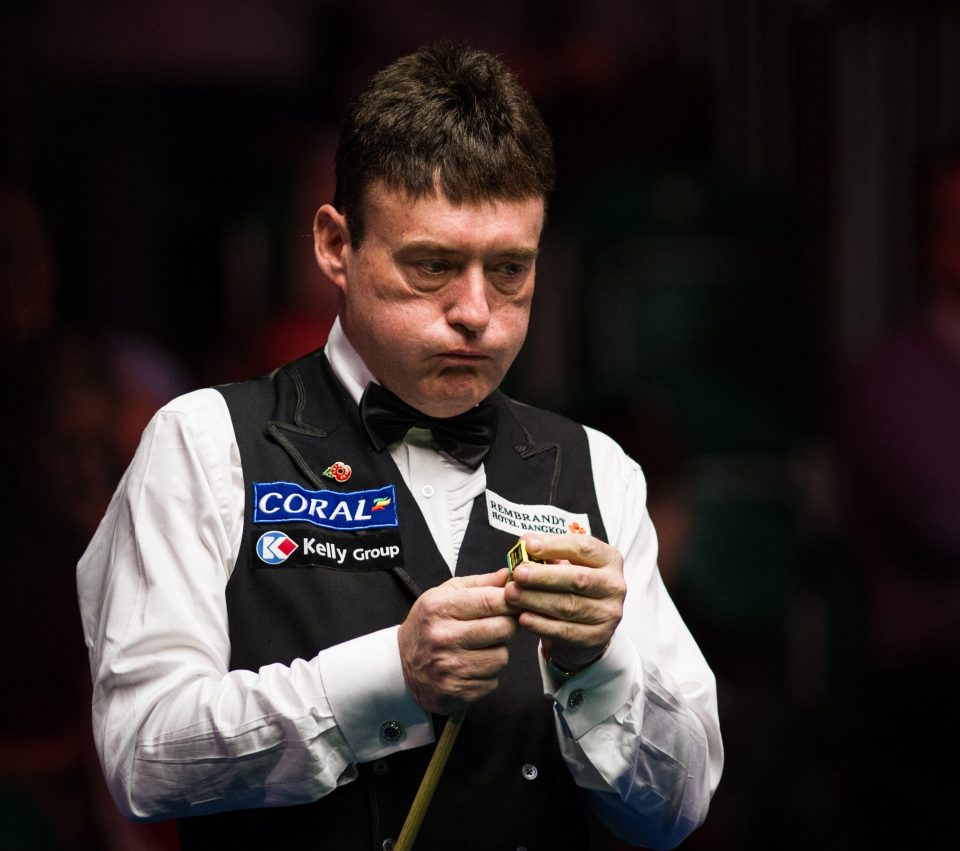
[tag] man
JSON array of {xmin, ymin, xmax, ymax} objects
[{"xmin": 78, "ymin": 43, "xmax": 722, "ymax": 849}]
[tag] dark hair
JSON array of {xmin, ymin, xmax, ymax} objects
[{"xmin": 334, "ymin": 42, "xmax": 555, "ymax": 245}]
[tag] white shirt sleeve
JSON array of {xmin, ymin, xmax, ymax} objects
[
  {"xmin": 539, "ymin": 426, "xmax": 723, "ymax": 849},
  {"xmin": 76, "ymin": 389, "xmax": 432, "ymax": 821}
]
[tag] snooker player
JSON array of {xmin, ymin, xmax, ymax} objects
[{"xmin": 77, "ymin": 42, "xmax": 722, "ymax": 849}]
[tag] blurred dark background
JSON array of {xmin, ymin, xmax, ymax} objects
[{"xmin": 3, "ymin": 1, "xmax": 960, "ymax": 848}]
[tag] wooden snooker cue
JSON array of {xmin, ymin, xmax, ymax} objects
[{"xmin": 393, "ymin": 707, "xmax": 468, "ymax": 850}]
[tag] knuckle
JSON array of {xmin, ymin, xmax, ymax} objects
[
  {"xmin": 593, "ymin": 598, "xmax": 622, "ymax": 630},
  {"xmin": 425, "ymin": 622, "xmax": 451, "ymax": 648},
  {"xmin": 478, "ymin": 588, "xmax": 501, "ymax": 617},
  {"xmin": 571, "ymin": 567, "xmax": 593, "ymax": 594},
  {"xmin": 419, "ymin": 589, "xmax": 444, "ymax": 618},
  {"xmin": 558, "ymin": 620, "xmax": 579, "ymax": 644},
  {"xmin": 607, "ymin": 572, "xmax": 627, "ymax": 603},
  {"xmin": 610, "ymin": 596, "xmax": 624, "ymax": 622},
  {"xmin": 485, "ymin": 618, "xmax": 505, "ymax": 643},
  {"xmin": 472, "ymin": 658, "xmax": 495, "ymax": 679},
  {"xmin": 474, "ymin": 591, "xmax": 492, "ymax": 617},
  {"xmin": 570, "ymin": 534, "xmax": 592, "ymax": 561},
  {"xmin": 557, "ymin": 594, "xmax": 580, "ymax": 621}
]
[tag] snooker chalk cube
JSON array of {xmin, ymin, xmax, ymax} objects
[{"xmin": 506, "ymin": 539, "xmax": 545, "ymax": 577}]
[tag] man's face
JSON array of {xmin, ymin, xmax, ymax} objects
[{"xmin": 335, "ymin": 185, "xmax": 545, "ymax": 418}]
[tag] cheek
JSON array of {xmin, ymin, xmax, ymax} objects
[
  {"xmin": 362, "ymin": 301, "xmax": 444, "ymax": 368},
  {"xmin": 493, "ymin": 302, "xmax": 532, "ymax": 351}
]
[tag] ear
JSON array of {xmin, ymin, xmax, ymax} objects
[{"xmin": 314, "ymin": 204, "xmax": 351, "ymax": 292}]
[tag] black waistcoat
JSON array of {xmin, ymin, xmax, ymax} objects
[{"xmin": 176, "ymin": 351, "xmax": 607, "ymax": 850}]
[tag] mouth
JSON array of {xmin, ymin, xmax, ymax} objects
[{"xmin": 438, "ymin": 350, "xmax": 489, "ymax": 362}]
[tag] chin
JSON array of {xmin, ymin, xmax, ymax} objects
[
  {"xmin": 421, "ymin": 397, "xmax": 483, "ymax": 418},
  {"xmin": 419, "ymin": 382, "xmax": 491, "ymax": 418}
]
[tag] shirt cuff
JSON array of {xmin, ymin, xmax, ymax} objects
[
  {"xmin": 539, "ymin": 631, "xmax": 641, "ymax": 740},
  {"xmin": 318, "ymin": 626, "xmax": 433, "ymax": 762}
]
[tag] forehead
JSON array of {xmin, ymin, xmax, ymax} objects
[{"xmin": 359, "ymin": 182, "xmax": 545, "ymax": 250}]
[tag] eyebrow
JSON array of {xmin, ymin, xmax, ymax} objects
[{"xmin": 396, "ymin": 241, "xmax": 540, "ymax": 260}]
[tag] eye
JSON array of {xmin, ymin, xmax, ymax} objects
[
  {"xmin": 418, "ymin": 259, "xmax": 452, "ymax": 275},
  {"xmin": 488, "ymin": 259, "xmax": 531, "ymax": 293},
  {"xmin": 497, "ymin": 262, "xmax": 526, "ymax": 277},
  {"xmin": 405, "ymin": 258, "xmax": 457, "ymax": 292}
]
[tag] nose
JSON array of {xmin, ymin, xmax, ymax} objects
[{"xmin": 446, "ymin": 267, "xmax": 490, "ymax": 333}]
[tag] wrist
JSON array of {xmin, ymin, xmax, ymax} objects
[{"xmin": 542, "ymin": 645, "xmax": 604, "ymax": 682}]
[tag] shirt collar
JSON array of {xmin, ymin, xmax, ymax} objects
[{"xmin": 324, "ymin": 316, "xmax": 375, "ymax": 407}]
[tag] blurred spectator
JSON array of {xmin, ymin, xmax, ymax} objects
[
  {"xmin": 108, "ymin": 333, "xmax": 192, "ymax": 465},
  {"xmin": 0, "ymin": 182, "xmax": 55, "ymax": 353},
  {"xmin": 0, "ymin": 178, "xmax": 188, "ymax": 848},
  {"xmin": 0, "ymin": 326, "xmax": 188, "ymax": 850},
  {"xmin": 586, "ymin": 399, "xmax": 693, "ymax": 593},
  {"xmin": 837, "ymin": 153, "xmax": 960, "ymax": 846},
  {"xmin": 0, "ymin": 329, "xmax": 122, "ymax": 849},
  {"xmin": 200, "ymin": 130, "xmax": 339, "ymax": 384}
]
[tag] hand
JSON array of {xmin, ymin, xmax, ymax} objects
[
  {"xmin": 398, "ymin": 568, "xmax": 519, "ymax": 714},
  {"xmin": 504, "ymin": 533, "xmax": 626, "ymax": 673}
]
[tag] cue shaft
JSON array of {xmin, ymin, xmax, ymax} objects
[{"xmin": 393, "ymin": 708, "xmax": 467, "ymax": 851}]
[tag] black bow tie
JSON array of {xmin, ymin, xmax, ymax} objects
[{"xmin": 359, "ymin": 382, "xmax": 498, "ymax": 471}]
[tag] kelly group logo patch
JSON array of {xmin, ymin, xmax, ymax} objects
[
  {"xmin": 251, "ymin": 529, "xmax": 404, "ymax": 571},
  {"xmin": 253, "ymin": 481, "xmax": 399, "ymax": 531},
  {"xmin": 256, "ymin": 531, "xmax": 299, "ymax": 565}
]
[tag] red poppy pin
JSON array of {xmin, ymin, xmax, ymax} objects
[{"xmin": 323, "ymin": 461, "xmax": 352, "ymax": 483}]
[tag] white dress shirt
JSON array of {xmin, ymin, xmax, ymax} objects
[{"xmin": 77, "ymin": 318, "xmax": 722, "ymax": 849}]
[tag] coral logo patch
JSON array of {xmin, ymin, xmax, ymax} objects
[
  {"xmin": 256, "ymin": 531, "xmax": 299, "ymax": 565},
  {"xmin": 253, "ymin": 482, "xmax": 399, "ymax": 530}
]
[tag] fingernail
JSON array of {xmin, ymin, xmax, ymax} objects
[{"xmin": 525, "ymin": 536, "xmax": 543, "ymax": 553}]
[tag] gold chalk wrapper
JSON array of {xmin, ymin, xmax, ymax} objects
[{"xmin": 506, "ymin": 539, "xmax": 545, "ymax": 577}]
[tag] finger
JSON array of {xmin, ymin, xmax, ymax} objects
[
  {"xmin": 450, "ymin": 568, "xmax": 511, "ymax": 589},
  {"xmin": 425, "ymin": 646, "xmax": 511, "ymax": 708},
  {"xmin": 506, "ymin": 585, "xmax": 610, "ymax": 624},
  {"xmin": 425, "ymin": 641, "xmax": 511, "ymax": 679},
  {"xmin": 446, "ymin": 674, "xmax": 502, "ymax": 708},
  {"xmin": 455, "ymin": 614, "xmax": 519, "ymax": 649},
  {"xmin": 424, "ymin": 613, "xmax": 517, "ymax": 654},
  {"xmin": 415, "ymin": 615, "xmax": 519, "ymax": 664},
  {"xmin": 509, "ymin": 563, "xmax": 614, "ymax": 598},
  {"xmin": 516, "ymin": 609, "xmax": 611, "ymax": 646},
  {"xmin": 424, "ymin": 581, "xmax": 515, "ymax": 621},
  {"xmin": 523, "ymin": 533, "xmax": 618, "ymax": 569},
  {"xmin": 453, "ymin": 645, "xmax": 511, "ymax": 679},
  {"xmin": 423, "ymin": 674, "xmax": 502, "ymax": 715}
]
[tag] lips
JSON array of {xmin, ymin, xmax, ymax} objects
[{"xmin": 439, "ymin": 350, "xmax": 488, "ymax": 361}]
